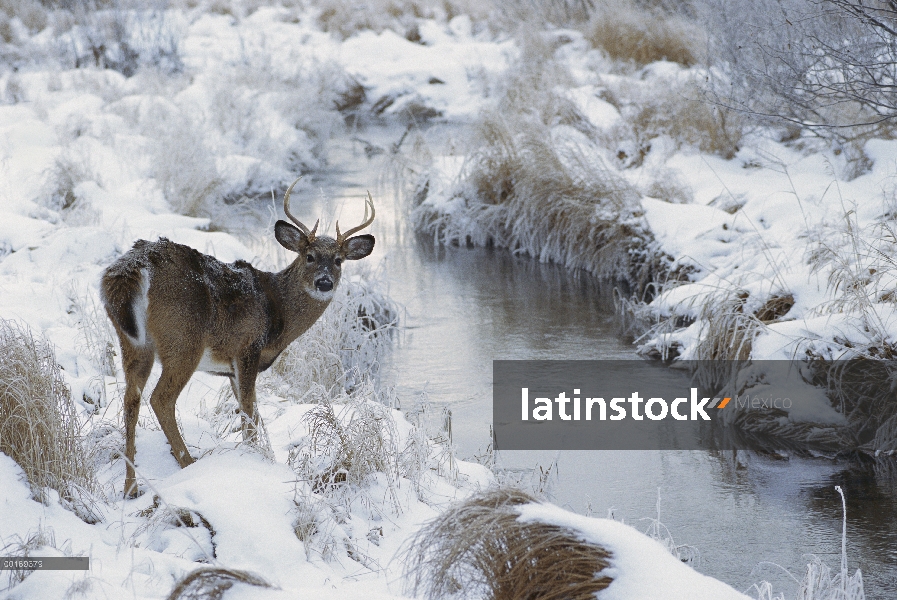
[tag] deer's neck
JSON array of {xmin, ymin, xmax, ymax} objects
[{"xmin": 267, "ymin": 261, "xmax": 331, "ymax": 348}]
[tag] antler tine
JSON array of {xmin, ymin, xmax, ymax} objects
[
  {"xmin": 336, "ymin": 191, "xmax": 376, "ymax": 243},
  {"xmin": 283, "ymin": 176, "xmax": 319, "ymax": 240}
]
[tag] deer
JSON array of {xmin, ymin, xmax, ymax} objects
[{"xmin": 100, "ymin": 178, "xmax": 375, "ymax": 497}]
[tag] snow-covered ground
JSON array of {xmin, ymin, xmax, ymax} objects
[{"xmin": 0, "ymin": 4, "xmax": 764, "ymax": 600}]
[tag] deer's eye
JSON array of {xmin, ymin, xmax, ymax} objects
[
  {"xmin": 335, "ymin": 257, "xmax": 342, "ymax": 266},
  {"xmin": 306, "ymin": 254, "xmax": 315, "ymax": 263}
]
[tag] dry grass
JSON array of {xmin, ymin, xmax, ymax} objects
[
  {"xmin": 401, "ymin": 488, "xmax": 612, "ymax": 600},
  {"xmin": 797, "ymin": 206, "xmax": 897, "ymax": 451},
  {"xmin": 584, "ymin": 0, "xmax": 702, "ymax": 66},
  {"xmin": 805, "ymin": 359, "xmax": 897, "ymax": 452},
  {"xmin": 165, "ymin": 567, "xmax": 271, "ymax": 600},
  {"xmin": 417, "ymin": 113, "xmax": 671, "ymax": 296},
  {"xmin": 0, "ymin": 318, "xmax": 100, "ymax": 519},
  {"xmin": 754, "ymin": 293, "xmax": 795, "ymax": 323},
  {"xmin": 604, "ymin": 76, "xmax": 745, "ymax": 161},
  {"xmin": 407, "ymin": 34, "xmax": 707, "ymax": 297},
  {"xmin": 131, "ymin": 494, "xmax": 217, "ymax": 564},
  {"xmin": 289, "ymin": 395, "xmax": 398, "ymax": 490},
  {"xmin": 692, "ymin": 292, "xmax": 757, "ymax": 364},
  {"xmin": 410, "ymin": 48, "xmax": 672, "ymax": 297},
  {"xmin": 644, "ymin": 166, "xmax": 694, "ymax": 204},
  {"xmin": 312, "ymin": 0, "xmax": 495, "ymax": 40},
  {"xmin": 498, "ymin": 0, "xmax": 701, "ymax": 66}
]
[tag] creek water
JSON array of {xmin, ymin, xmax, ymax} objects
[{"xmin": 297, "ymin": 125, "xmax": 897, "ymax": 598}]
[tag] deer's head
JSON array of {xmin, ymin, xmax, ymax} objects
[{"xmin": 274, "ymin": 178, "xmax": 375, "ymax": 301}]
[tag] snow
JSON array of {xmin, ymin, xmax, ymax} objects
[
  {"xmin": 338, "ymin": 17, "xmax": 515, "ymax": 120},
  {"xmin": 565, "ymin": 85, "xmax": 623, "ymax": 130},
  {"xmin": 640, "ymin": 197, "xmax": 733, "ymax": 262}
]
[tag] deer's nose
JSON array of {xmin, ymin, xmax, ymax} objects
[{"xmin": 315, "ymin": 277, "xmax": 333, "ymax": 292}]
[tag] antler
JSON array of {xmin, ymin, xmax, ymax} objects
[
  {"xmin": 283, "ymin": 176, "xmax": 319, "ymax": 241},
  {"xmin": 336, "ymin": 192, "xmax": 376, "ymax": 244}
]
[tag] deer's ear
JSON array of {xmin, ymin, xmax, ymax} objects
[
  {"xmin": 343, "ymin": 234, "xmax": 375, "ymax": 260},
  {"xmin": 275, "ymin": 220, "xmax": 309, "ymax": 252}
]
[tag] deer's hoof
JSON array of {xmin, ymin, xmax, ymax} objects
[
  {"xmin": 176, "ymin": 451, "xmax": 195, "ymax": 468},
  {"xmin": 124, "ymin": 482, "xmax": 142, "ymax": 499}
]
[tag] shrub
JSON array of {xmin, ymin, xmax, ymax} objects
[
  {"xmin": 700, "ymin": 0, "xmax": 897, "ymax": 145},
  {"xmin": 601, "ymin": 74, "xmax": 745, "ymax": 161},
  {"xmin": 289, "ymin": 395, "xmax": 399, "ymax": 490},
  {"xmin": 52, "ymin": 1, "xmax": 182, "ymax": 76}
]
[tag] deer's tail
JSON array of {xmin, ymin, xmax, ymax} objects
[{"xmin": 101, "ymin": 243, "xmax": 152, "ymax": 344}]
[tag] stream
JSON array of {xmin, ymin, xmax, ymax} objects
[{"xmin": 297, "ymin": 124, "xmax": 897, "ymax": 598}]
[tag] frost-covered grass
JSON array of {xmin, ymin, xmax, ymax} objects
[
  {"xmin": 401, "ymin": 488, "xmax": 613, "ymax": 600},
  {"xmin": 0, "ymin": 4, "xmax": 363, "ymax": 223},
  {"xmin": 0, "ymin": 319, "xmax": 100, "ymax": 520},
  {"xmin": 751, "ymin": 487, "xmax": 865, "ymax": 600},
  {"xmin": 409, "ymin": 35, "xmax": 677, "ymax": 299},
  {"xmin": 311, "ymin": 0, "xmax": 496, "ymax": 40}
]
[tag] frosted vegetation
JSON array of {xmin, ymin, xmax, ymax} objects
[{"xmin": 0, "ymin": 0, "xmax": 886, "ymax": 599}]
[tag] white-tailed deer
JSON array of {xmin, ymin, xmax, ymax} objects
[{"xmin": 101, "ymin": 178, "xmax": 375, "ymax": 497}]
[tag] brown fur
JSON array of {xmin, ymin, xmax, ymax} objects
[{"xmin": 101, "ymin": 212, "xmax": 374, "ymax": 497}]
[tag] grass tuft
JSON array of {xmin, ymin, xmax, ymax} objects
[
  {"xmin": 290, "ymin": 395, "xmax": 398, "ymax": 491},
  {"xmin": 413, "ymin": 99, "xmax": 670, "ymax": 297},
  {"xmin": 584, "ymin": 0, "xmax": 702, "ymax": 66},
  {"xmin": 165, "ymin": 567, "xmax": 271, "ymax": 600},
  {"xmin": 0, "ymin": 318, "xmax": 100, "ymax": 520},
  {"xmin": 401, "ymin": 488, "xmax": 612, "ymax": 600},
  {"xmin": 258, "ymin": 274, "xmax": 399, "ymax": 402}
]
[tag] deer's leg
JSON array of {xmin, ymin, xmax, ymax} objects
[
  {"xmin": 149, "ymin": 352, "xmax": 200, "ymax": 468},
  {"xmin": 233, "ymin": 353, "xmax": 260, "ymax": 443},
  {"xmin": 227, "ymin": 375, "xmax": 242, "ymax": 435},
  {"xmin": 121, "ymin": 341, "xmax": 154, "ymax": 498}
]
